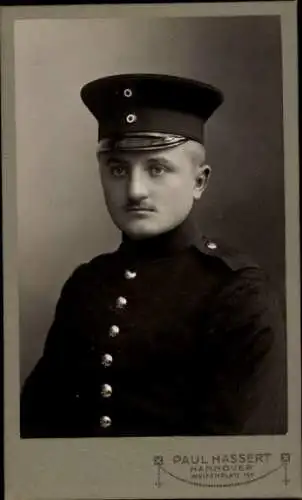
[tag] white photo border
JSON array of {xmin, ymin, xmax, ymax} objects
[{"xmin": 1, "ymin": 2, "xmax": 300, "ymax": 499}]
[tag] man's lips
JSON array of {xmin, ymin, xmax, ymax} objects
[{"xmin": 125, "ymin": 206, "xmax": 156, "ymax": 212}]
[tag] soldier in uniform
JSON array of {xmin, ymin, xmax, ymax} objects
[{"xmin": 20, "ymin": 74, "xmax": 287, "ymax": 438}]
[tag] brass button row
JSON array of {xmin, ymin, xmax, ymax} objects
[{"xmin": 100, "ymin": 268, "xmax": 137, "ymax": 429}]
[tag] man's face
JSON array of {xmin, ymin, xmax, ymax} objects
[{"xmin": 98, "ymin": 141, "xmax": 209, "ymax": 240}]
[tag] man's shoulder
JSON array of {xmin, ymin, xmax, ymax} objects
[
  {"xmin": 193, "ymin": 234, "xmax": 262, "ymax": 273},
  {"xmin": 194, "ymin": 235, "xmax": 283, "ymax": 317},
  {"xmin": 192, "ymin": 236, "xmax": 284, "ymax": 332},
  {"xmin": 60, "ymin": 250, "xmax": 119, "ymax": 291},
  {"xmin": 190, "ymin": 235, "xmax": 280, "ymax": 309}
]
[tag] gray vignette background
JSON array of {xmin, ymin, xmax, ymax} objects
[{"xmin": 14, "ymin": 15, "xmax": 285, "ymax": 386}]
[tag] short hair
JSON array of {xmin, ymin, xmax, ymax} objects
[{"xmin": 184, "ymin": 140, "xmax": 206, "ymax": 168}]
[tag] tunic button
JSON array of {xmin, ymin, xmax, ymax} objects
[
  {"xmin": 101, "ymin": 384, "xmax": 112, "ymax": 398},
  {"xmin": 100, "ymin": 415, "xmax": 112, "ymax": 428},
  {"xmin": 116, "ymin": 296, "xmax": 127, "ymax": 308},
  {"xmin": 126, "ymin": 113, "xmax": 137, "ymax": 124},
  {"xmin": 124, "ymin": 269, "xmax": 137, "ymax": 280},
  {"xmin": 101, "ymin": 353, "xmax": 113, "ymax": 367},
  {"xmin": 206, "ymin": 241, "xmax": 218, "ymax": 250},
  {"xmin": 109, "ymin": 325, "xmax": 120, "ymax": 337}
]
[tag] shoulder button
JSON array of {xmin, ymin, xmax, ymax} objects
[
  {"xmin": 195, "ymin": 235, "xmax": 260, "ymax": 272},
  {"xmin": 206, "ymin": 240, "xmax": 218, "ymax": 250}
]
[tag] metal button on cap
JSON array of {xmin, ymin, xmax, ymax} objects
[
  {"xmin": 116, "ymin": 296, "xmax": 127, "ymax": 308},
  {"xmin": 123, "ymin": 88, "xmax": 132, "ymax": 97},
  {"xmin": 124, "ymin": 269, "xmax": 137, "ymax": 280},
  {"xmin": 101, "ymin": 353, "xmax": 113, "ymax": 367},
  {"xmin": 109, "ymin": 325, "xmax": 120, "ymax": 337},
  {"xmin": 206, "ymin": 241, "xmax": 218, "ymax": 250},
  {"xmin": 100, "ymin": 415, "xmax": 112, "ymax": 428},
  {"xmin": 126, "ymin": 113, "xmax": 137, "ymax": 124},
  {"xmin": 101, "ymin": 384, "xmax": 113, "ymax": 398}
]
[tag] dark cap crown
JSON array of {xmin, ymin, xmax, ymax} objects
[{"xmin": 80, "ymin": 73, "xmax": 224, "ymax": 145}]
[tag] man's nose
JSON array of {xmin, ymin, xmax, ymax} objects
[{"xmin": 127, "ymin": 169, "xmax": 148, "ymax": 201}]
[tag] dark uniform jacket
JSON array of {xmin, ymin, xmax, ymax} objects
[{"xmin": 20, "ymin": 218, "xmax": 287, "ymax": 438}]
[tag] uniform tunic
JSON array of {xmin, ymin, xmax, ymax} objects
[{"xmin": 20, "ymin": 219, "xmax": 287, "ymax": 438}]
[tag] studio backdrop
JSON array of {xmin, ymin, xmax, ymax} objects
[{"xmin": 14, "ymin": 15, "xmax": 284, "ymax": 386}]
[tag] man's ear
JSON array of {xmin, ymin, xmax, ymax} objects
[{"xmin": 193, "ymin": 164, "xmax": 212, "ymax": 200}]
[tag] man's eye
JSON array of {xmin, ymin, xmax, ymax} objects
[
  {"xmin": 110, "ymin": 165, "xmax": 127, "ymax": 177},
  {"xmin": 149, "ymin": 165, "xmax": 165, "ymax": 177}
]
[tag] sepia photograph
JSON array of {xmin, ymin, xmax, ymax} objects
[{"xmin": 2, "ymin": 2, "xmax": 300, "ymax": 499}]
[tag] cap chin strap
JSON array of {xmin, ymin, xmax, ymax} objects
[{"xmin": 96, "ymin": 132, "xmax": 188, "ymax": 153}]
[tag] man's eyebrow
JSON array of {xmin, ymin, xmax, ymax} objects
[
  {"xmin": 104, "ymin": 156, "xmax": 128, "ymax": 165},
  {"xmin": 146, "ymin": 156, "xmax": 174, "ymax": 167}
]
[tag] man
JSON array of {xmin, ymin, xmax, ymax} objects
[{"xmin": 20, "ymin": 73, "xmax": 287, "ymax": 438}]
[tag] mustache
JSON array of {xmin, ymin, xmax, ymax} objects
[{"xmin": 125, "ymin": 201, "xmax": 156, "ymax": 211}]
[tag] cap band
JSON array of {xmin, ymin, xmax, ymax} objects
[
  {"xmin": 97, "ymin": 107, "xmax": 204, "ymax": 144},
  {"xmin": 96, "ymin": 132, "xmax": 188, "ymax": 153}
]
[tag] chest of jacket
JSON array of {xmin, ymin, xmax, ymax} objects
[{"xmin": 65, "ymin": 250, "xmax": 229, "ymax": 376}]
